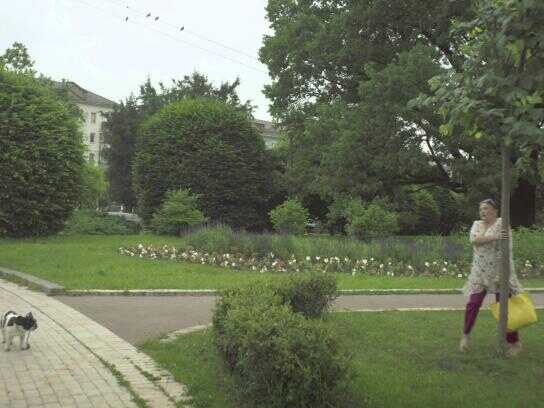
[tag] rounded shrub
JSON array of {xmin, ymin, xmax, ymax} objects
[
  {"xmin": 274, "ymin": 272, "xmax": 338, "ymax": 318},
  {"xmin": 213, "ymin": 274, "xmax": 349, "ymax": 408},
  {"xmin": 0, "ymin": 69, "xmax": 84, "ymax": 237},
  {"xmin": 133, "ymin": 98, "xmax": 273, "ymax": 230},
  {"xmin": 226, "ymin": 304, "xmax": 350, "ymax": 408},
  {"xmin": 269, "ymin": 198, "xmax": 309, "ymax": 235},
  {"xmin": 213, "ymin": 273, "xmax": 339, "ymax": 367},
  {"xmin": 151, "ymin": 189, "xmax": 207, "ymax": 236},
  {"xmin": 346, "ymin": 199, "xmax": 399, "ymax": 240}
]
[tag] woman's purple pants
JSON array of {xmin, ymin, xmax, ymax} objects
[{"xmin": 463, "ymin": 290, "xmax": 519, "ymax": 343}]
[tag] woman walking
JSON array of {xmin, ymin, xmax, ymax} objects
[{"xmin": 460, "ymin": 199, "xmax": 523, "ymax": 356}]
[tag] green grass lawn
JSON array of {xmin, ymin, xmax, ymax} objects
[
  {"xmin": 142, "ymin": 311, "xmax": 544, "ymax": 408},
  {"xmin": 0, "ymin": 234, "xmax": 543, "ymax": 290}
]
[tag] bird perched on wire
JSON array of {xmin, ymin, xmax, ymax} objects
[
  {"xmin": 125, "ymin": 16, "xmax": 129, "ymax": 22},
  {"xmin": 154, "ymin": 16, "xmax": 159, "ymax": 21},
  {"xmin": 180, "ymin": 26, "xmax": 184, "ymax": 31},
  {"xmin": 146, "ymin": 13, "xmax": 151, "ymax": 17}
]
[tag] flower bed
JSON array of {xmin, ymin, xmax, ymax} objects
[{"xmin": 119, "ymin": 244, "xmax": 544, "ymax": 279}]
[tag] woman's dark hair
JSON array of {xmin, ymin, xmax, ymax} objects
[{"xmin": 479, "ymin": 198, "xmax": 498, "ymax": 210}]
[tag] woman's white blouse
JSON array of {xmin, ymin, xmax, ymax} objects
[{"xmin": 463, "ymin": 217, "xmax": 522, "ymax": 296}]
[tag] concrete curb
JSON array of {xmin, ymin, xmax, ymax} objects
[
  {"xmin": 0, "ymin": 266, "xmax": 65, "ymax": 295},
  {"xmin": 64, "ymin": 287, "xmax": 544, "ymax": 296},
  {"xmin": 339, "ymin": 305, "xmax": 544, "ymax": 313},
  {"xmin": 2, "ymin": 265, "xmax": 544, "ymax": 297},
  {"xmin": 65, "ymin": 289, "xmax": 218, "ymax": 296}
]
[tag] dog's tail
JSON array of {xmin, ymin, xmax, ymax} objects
[{"xmin": 1, "ymin": 310, "xmax": 17, "ymax": 328}]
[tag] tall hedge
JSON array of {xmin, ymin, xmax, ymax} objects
[
  {"xmin": 133, "ymin": 98, "xmax": 273, "ymax": 230},
  {"xmin": 0, "ymin": 69, "xmax": 84, "ymax": 237}
]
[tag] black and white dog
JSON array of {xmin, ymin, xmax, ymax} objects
[{"xmin": 1, "ymin": 310, "xmax": 38, "ymax": 351}]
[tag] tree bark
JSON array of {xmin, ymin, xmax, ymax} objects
[{"xmin": 498, "ymin": 143, "xmax": 512, "ymax": 356}]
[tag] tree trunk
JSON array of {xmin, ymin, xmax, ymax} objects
[{"xmin": 498, "ymin": 143, "xmax": 512, "ymax": 356}]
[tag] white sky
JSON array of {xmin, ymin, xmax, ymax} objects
[{"xmin": 0, "ymin": 0, "xmax": 274, "ymax": 120}]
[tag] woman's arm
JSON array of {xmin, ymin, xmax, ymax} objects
[
  {"xmin": 469, "ymin": 221, "xmax": 500, "ymax": 246},
  {"xmin": 471, "ymin": 234, "xmax": 499, "ymax": 246}
]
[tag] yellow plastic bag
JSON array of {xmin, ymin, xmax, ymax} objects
[{"xmin": 490, "ymin": 292, "xmax": 538, "ymax": 331}]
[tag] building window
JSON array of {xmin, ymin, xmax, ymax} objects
[
  {"xmin": 90, "ymin": 133, "xmax": 95, "ymax": 143},
  {"xmin": 91, "ymin": 112, "xmax": 97, "ymax": 124},
  {"xmin": 89, "ymin": 153, "xmax": 95, "ymax": 162}
]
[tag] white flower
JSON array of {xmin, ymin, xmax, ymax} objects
[
  {"xmin": 424, "ymin": 262, "xmax": 430, "ymax": 268},
  {"xmin": 362, "ymin": 259, "xmax": 368, "ymax": 265},
  {"xmin": 379, "ymin": 264, "xmax": 384, "ymax": 269},
  {"xmin": 351, "ymin": 271, "xmax": 356, "ymax": 276},
  {"xmin": 444, "ymin": 261, "xmax": 448, "ymax": 266},
  {"xmin": 324, "ymin": 258, "xmax": 329, "ymax": 264},
  {"xmin": 370, "ymin": 258, "xmax": 375, "ymax": 262},
  {"xmin": 306, "ymin": 256, "xmax": 311, "ymax": 261},
  {"xmin": 433, "ymin": 261, "xmax": 438, "ymax": 266},
  {"xmin": 316, "ymin": 256, "xmax": 321, "ymax": 261},
  {"xmin": 442, "ymin": 267, "xmax": 447, "ymax": 272},
  {"xmin": 407, "ymin": 265, "xmax": 413, "ymax": 270},
  {"xmin": 457, "ymin": 273, "xmax": 463, "ymax": 278}
]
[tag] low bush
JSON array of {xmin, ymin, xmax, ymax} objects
[
  {"xmin": 274, "ymin": 273, "xmax": 338, "ymax": 318},
  {"xmin": 225, "ymin": 304, "xmax": 351, "ymax": 408},
  {"xmin": 62, "ymin": 209, "xmax": 140, "ymax": 235},
  {"xmin": 346, "ymin": 199, "xmax": 399, "ymax": 240},
  {"xmin": 151, "ymin": 189, "xmax": 207, "ymax": 236},
  {"xmin": 212, "ymin": 274, "xmax": 350, "ymax": 408},
  {"xmin": 213, "ymin": 274, "xmax": 338, "ymax": 345},
  {"xmin": 269, "ymin": 199, "xmax": 309, "ymax": 235},
  {"xmin": 213, "ymin": 284, "xmax": 280, "ymax": 368}
]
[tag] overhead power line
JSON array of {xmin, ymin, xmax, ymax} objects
[
  {"xmin": 66, "ymin": 0, "xmax": 268, "ymax": 74},
  {"xmin": 103, "ymin": 0, "xmax": 260, "ymax": 62}
]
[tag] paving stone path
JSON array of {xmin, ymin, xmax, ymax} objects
[{"xmin": 0, "ymin": 279, "xmax": 190, "ymax": 408}]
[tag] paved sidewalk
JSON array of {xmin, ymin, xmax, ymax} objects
[{"xmin": 0, "ymin": 279, "xmax": 190, "ymax": 408}]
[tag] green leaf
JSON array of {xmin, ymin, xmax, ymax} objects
[{"xmin": 439, "ymin": 123, "xmax": 453, "ymax": 136}]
